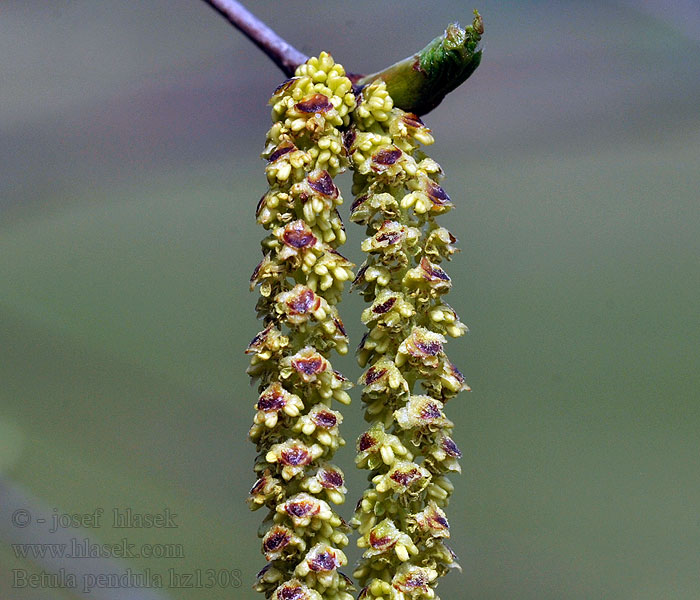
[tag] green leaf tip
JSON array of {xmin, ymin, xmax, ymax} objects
[{"xmin": 357, "ymin": 10, "xmax": 484, "ymax": 116}]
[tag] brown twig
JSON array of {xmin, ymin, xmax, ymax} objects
[
  {"xmin": 201, "ymin": 0, "xmax": 308, "ymax": 77},
  {"xmin": 200, "ymin": 0, "xmax": 483, "ymax": 115}
]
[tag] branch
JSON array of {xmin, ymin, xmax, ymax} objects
[
  {"xmin": 201, "ymin": 0, "xmax": 308, "ymax": 77},
  {"xmin": 201, "ymin": 0, "xmax": 483, "ymax": 115}
]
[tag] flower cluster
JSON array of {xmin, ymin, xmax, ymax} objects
[
  {"xmin": 349, "ymin": 81, "xmax": 469, "ymax": 600},
  {"xmin": 247, "ymin": 53, "xmax": 356, "ymax": 600}
]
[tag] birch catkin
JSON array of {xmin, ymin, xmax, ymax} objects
[
  {"xmin": 348, "ymin": 80, "xmax": 470, "ymax": 600},
  {"xmin": 246, "ymin": 53, "xmax": 357, "ymax": 600}
]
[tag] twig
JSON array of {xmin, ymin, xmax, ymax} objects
[
  {"xmin": 200, "ymin": 0, "xmax": 484, "ymax": 115},
  {"xmin": 201, "ymin": 0, "xmax": 308, "ymax": 77}
]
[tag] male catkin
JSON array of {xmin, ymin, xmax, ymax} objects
[
  {"xmin": 347, "ymin": 80, "xmax": 469, "ymax": 600},
  {"xmin": 247, "ymin": 53, "xmax": 357, "ymax": 600}
]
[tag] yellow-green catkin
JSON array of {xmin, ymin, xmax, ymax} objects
[
  {"xmin": 347, "ymin": 80, "xmax": 470, "ymax": 600},
  {"xmin": 246, "ymin": 53, "xmax": 357, "ymax": 600}
]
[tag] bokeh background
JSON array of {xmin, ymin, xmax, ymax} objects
[{"xmin": 1, "ymin": 1, "xmax": 699, "ymax": 598}]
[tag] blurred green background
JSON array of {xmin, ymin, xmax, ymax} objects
[{"xmin": 1, "ymin": 1, "xmax": 699, "ymax": 598}]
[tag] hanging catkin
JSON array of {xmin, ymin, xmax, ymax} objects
[
  {"xmin": 348, "ymin": 80, "xmax": 469, "ymax": 600},
  {"xmin": 247, "ymin": 53, "xmax": 357, "ymax": 600}
]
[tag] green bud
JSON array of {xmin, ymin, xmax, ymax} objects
[{"xmin": 356, "ymin": 11, "xmax": 484, "ymax": 116}]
